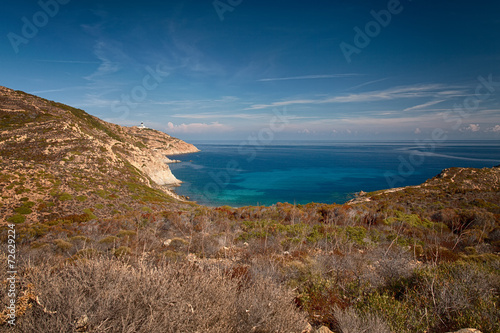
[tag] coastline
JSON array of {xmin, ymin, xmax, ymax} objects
[{"xmin": 167, "ymin": 141, "xmax": 500, "ymax": 208}]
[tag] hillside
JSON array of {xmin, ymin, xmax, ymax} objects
[{"xmin": 0, "ymin": 86, "xmax": 198, "ymax": 224}]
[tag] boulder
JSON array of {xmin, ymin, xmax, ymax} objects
[
  {"xmin": 317, "ymin": 326, "xmax": 334, "ymax": 333},
  {"xmin": 301, "ymin": 323, "xmax": 314, "ymax": 333}
]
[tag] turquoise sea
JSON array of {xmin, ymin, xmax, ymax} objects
[{"xmin": 168, "ymin": 141, "xmax": 500, "ymax": 207}]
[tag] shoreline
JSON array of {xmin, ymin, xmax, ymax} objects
[{"xmin": 165, "ymin": 141, "xmax": 500, "ymax": 208}]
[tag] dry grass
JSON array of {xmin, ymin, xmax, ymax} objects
[{"xmin": 8, "ymin": 255, "xmax": 306, "ymax": 332}]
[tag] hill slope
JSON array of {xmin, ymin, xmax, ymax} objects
[{"xmin": 0, "ymin": 86, "xmax": 198, "ymax": 223}]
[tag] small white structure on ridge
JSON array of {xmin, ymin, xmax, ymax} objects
[{"xmin": 138, "ymin": 121, "xmax": 147, "ymax": 129}]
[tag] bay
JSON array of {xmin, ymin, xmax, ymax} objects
[{"xmin": 168, "ymin": 141, "xmax": 500, "ymax": 207}]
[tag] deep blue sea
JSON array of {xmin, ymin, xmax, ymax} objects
[{"xmin": 168, "ymin": 141, "xmax": 500, "ymax": 207}]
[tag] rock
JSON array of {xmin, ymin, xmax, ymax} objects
[
  {"xmin": 316, "ymin": 326, "xmax": 333, "ymax": 333},
  {"xmin": 301, "ymin": 323, "xmax": 314, "ymax": 333},
  {"xmin": 74, "ymin": 314, "xmax": 88, "ymax": 332},
  {"xmin": 446, "ymin": 329, "xmax": 482, "ymax": 333}
]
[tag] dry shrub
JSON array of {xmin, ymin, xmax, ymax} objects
[
  {"xmin": 372, "ymin": 247, "xmax": 415, "ymax": 287},
  {"xmin": 248, "ymin": 256, "xmax": 284, "ymax": 284},
  {"xmin": 233, "ymin": 275, "xmax": 307, "ymax": 333},
  {"xmin": 189, "ymin": 233, "xmax": 222, "ymax": 258},
  {"xmin": 420, "ymin": 261, "xmax": 500, "ymax": 332},
  {"xmin": 13, "ymin": 256, "xmax": 306, "ymax": 332},
  {"xmin": 333, "ymin": 306, "xmax": 391, "ymax": 333},
  {"xmin": 244, "ymin": 238, "xmax": 282, "ymax": 258}
]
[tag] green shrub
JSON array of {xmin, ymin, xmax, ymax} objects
[
  {"xmin": 31, "ymin": 242, "xmax": 49, "ymax": 249},
  {"xmin": 53, "ymin": 239, "xmax": 73, "ymax": 251},
  {"xmin": 58, "ymin": 192, "xmax": 73, "ymax": 201},
  {"xmin": 357, "ymin": 291, "xmax": 429, "ymax": 333},
  {"xmin": 162, "ymin": 250, "xmax": 184, "ymax": 261},
  {"xmin": 69, "ymin": 235, "xmax": 92, "ymax": 244},
  {"xmin": 165, "ymin": 238, "xmax": 189, "ymax": 251},
  {"xmin": 76, "ymin": 195, "xmax": 87, "ymax": 202},
  {"xmin": 93, "ymin": 189, "xmax": 109, "ymax": 198},
  {"xmin": 344, "ymin": 226, "xmax": 367, "ymax": 245},
  {"xmin": 82, "ymin": 208, "xmax": 96, "ymax": 220},
  {"xmin": 114, "ymin": 246, "xmax": 132, "ymax": 257},
  {"xmin": 13, "ymin": 201, "xmax": 36, "ymax": 215},
  {"xmin": 7, "ymin": 214, "xmax": 26, "ymax": 224},
  {"xmin": 14, "ymin": 206, "xmax": 32, "ymax": 215},
  {"xmin": 26, "ymin": 223, "xmax": 49, "ymax": 238},
  {"xmin": 141, "ymin": 206, "xmax": 153, "ymax": 213},
  {"xmin": 99, "ymin": 236, "xmax": 119, "ymax": 244},
  {"xmin": 117, "ymin": 230, "xmax": 137, "ymax": 237},
  {"xmin": 73, "ymin": 248, "xmax": 101, "ymax": 259},
  {"xmin": 385, "ymin": 211, "xmax": 434, "ymax": 229}
]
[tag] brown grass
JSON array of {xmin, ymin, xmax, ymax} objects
[{"xmin": 9, "ymin": 256, "xmax": 306, "ymax": 332}]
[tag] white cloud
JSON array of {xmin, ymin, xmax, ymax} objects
[
  {"xmin": 487, "ymin": 125, "xmax": 500, "ymax": 132},
  {"xmin": 245, "ymin": 84, "xmax": 462, "ymax": 110},
  {"xmin": 30, "ymin": 86, "xmax": 86, "ymax": 94},
  {"xmin": 37, "ymin": 59, "xmax": 100, "ymax": 64},
  {"xmin": 172, "ymin": 113, "xmax": 268, "ymax": 120},
  {"xmin": 258, "ymin": 74, "xmax": 360, "ymax": 82},
  {"xmin": 403, "ymin": 100, "xmax": 445, "ymax": 112},
  {"xmin": 166, "ymin": 121, "xmax": 233, "ymax": 134},
  {"xmin": 347, "ymin": 78, "xmax": 390, "ymax": 91},
  {"xmin": 462, "ymin": 124, "xmax": 481, "ymax": 132},
  {"xmin": 84, "ymin": 41, "xmax": 123, "ymax": 81}
]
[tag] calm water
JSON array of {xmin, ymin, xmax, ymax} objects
[{"xmin": 168, "ymin": 141, "xmax": 500, "ymax": 207}]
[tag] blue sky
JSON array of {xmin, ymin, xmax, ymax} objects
[{"xmin": 1, "ymin": 0, "xmax": 500, "ymax": 141}]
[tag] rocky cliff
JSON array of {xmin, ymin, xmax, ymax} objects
[
  {"xmin": 0, "ymin": 86, "xmax": 198, "ymax": 223},
  {"xmin": 121, "ymin": 125, "xmax": 199, "ymax": 185}
]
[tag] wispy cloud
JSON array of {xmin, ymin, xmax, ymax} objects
[
  {"xmin": 30, "ymin": 86, "xmax": 86, "ymax": 94},
  {"xmin": 36, "ymin": 60, "xmax": 100, "ymax": 64},
  {"xmin": 152, "ymin": 96, "xmax": 239, "ymax": 107},
  {"xmin": 258, "ymin": 74, "xmax": 360, "ymax": 82},
  {"xmin": 246, "ymin": 84, "xmax": 465, "ymax": 110},
  {"xmin": 171, "ymin": 112, "xmax": 319, "ymax": 121},
  {"xmin": 172, "ymin": 113, "xmax": 269, "ymax": 120},
  {"xmin": 347, "ymin": 78, "xmax": 390, "ymax": 91},
  {"xmin": 283, "ymin": 113, "xmax": 442, "ymax": 132},
  {"xmin": 75, "ymin": 93, "xmax": 120, "ymax": 108},
  {"xmin": 166, "ymin": 121, "xmax": 233, "ymax": 133},
  {"xmin": 403, "ymin": 100, "xmax": 445, "ymax": 112},
  {"xmin": 84, "ymin": 41, "xmax": 123, "ymax": 81}
]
